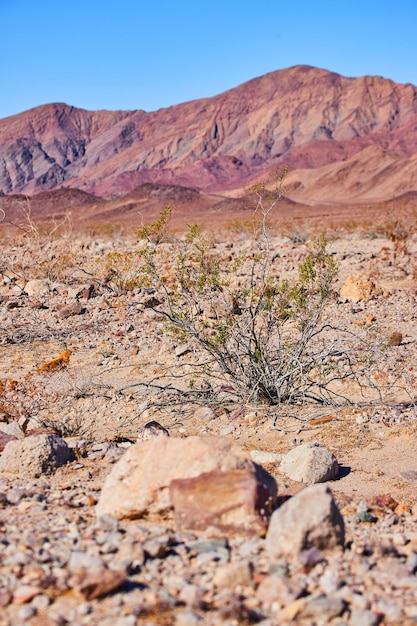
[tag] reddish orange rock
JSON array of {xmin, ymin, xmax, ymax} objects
[
  {"xmin": 0, "ymin": 431, "xmax": 17, "ymax": 453},
  {"xmin": 394, "ymin": 503, "xmax": 411, "ymax": 515},
  {"xmin": 170, "ymin": 468, "xmax": 277, "ymax": 537},
  {"xmin": 373, "ymin": 494, "xmax": 399, "ymax": 511}
]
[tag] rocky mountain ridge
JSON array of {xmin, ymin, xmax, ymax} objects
[{"xmin": 1, "ymin": 65, "xmax": 417, "ymax": 212}]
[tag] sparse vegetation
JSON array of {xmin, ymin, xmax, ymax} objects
[
  {"xmin": 129, "ymin": 172, "xmax": 413, "ymax": 408},
  {"xmin": 0, "ymin": 179, "xmax": 415, "ymax": 436}
]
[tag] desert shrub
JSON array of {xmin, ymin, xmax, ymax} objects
[
  {"xmin": 0, "ymin": 374, "xmax": 46, "ymax": 422},
  {"xmin": 93, "ymin": 207, "xmax": 172, "ymax": 295},
  {"xmin": 101, "ymin": 250, "xmax": 145, "ymax": 294},
  {"xmin": 137, "ymin": 203, "xmax": 172, "ymax": 245},
  {"xmin": 130, "ymin": 172, "xmax": 411, "ymax": 408}
]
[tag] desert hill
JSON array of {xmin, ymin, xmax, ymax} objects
[{"xmin": 1, "ymin": 65, "xmax": 417, "ymax": 222}]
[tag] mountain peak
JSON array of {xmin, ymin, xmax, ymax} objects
[{"xmin": 0, "ymin": 66, "xmax": 416, "ymax": 206}]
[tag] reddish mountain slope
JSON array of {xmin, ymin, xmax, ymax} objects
[{"xmin": 1, "ymin": 65, "xmax": 417, "ymax": 207}]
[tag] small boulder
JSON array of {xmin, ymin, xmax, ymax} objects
[
  {"xmin": 24, "ymin": 279, "xmax": 50, "ymax": 298},
  {"xmin": 137, "ymin": 420, "xmax": 169, "ymax": 442},
  {"xmin": 0, "ymin": 434, "xmax": 73, "ymax": 477},
  {"xmin": 280, "ymin": 443, "xmax": 339, "ymax": 484},
  {"xmin": 340, "ymin": 275, "xmax": 381, "ymax": 303},
  {"xmin": 249, "ymin": 450, "xmax": 282, "ymax": 465},
  {"xmin": 57, "ymin": 302, "xmax": 85, "ymax": 319},
  {"xmin": 266, "ymin": 483, "xmax": 344, "ymax": 560},
  {"xmin": 96, "ymin": 436, "xmax": 277, "ymax": 526}
]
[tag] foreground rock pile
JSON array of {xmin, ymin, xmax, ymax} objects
[{"xmin": 1, "ymin": 434, "xmax": 417, "ymax": 625}]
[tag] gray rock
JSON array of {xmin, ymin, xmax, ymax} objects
[
  {"xmin": 256, "ymin": 573, "xmax": 304, "ymax": 610},
  {"xmin": 17, "ymin": 606, "xmax": 36, "ymax": 620},
  {"xmin": 24, "ymin": 279, "xmax": 50, "ymax": 297},
  {"xmin": 68, "ymin": 551, "xmax": 106, "ymax": 571},
  {"xmin": 175, "ymin": 610, "xmax": 204, "ymax": 625},
  {"xmin": 212, "ymin": 561, "xmax": 252, "ymax": 589},
  {"xmin": 266, "ymin": 483, "xmax": 345, "ymax": 560},
  {"xmin": 6, "ymin": 487, "xmax": 29, "ymax": 505},
  {"xmin": 280, "ymin": 442, "xmax": 339, "ymax": 484},
  {"xmin": 0, "ymin": 421, "xmax": 25, "ymax": 439},
  {"xmin": 301, "ymin": 594, "xmax": 346, "ymax": 620},
  {"xmin": 137, "ymin": 420, "xmax": 169, "ymax": 442},
  {"xmin": 350, "ymin": 609, "xmax": 381, "ymax": 626},
  {"xmin": 249, "ymin": 450, "xmax": 282, "ymax": 464},
  {"xmin": 0, "ymin": 435, "xmax": 73, "ymax": 477}
]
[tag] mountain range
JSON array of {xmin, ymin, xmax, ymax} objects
[{"xmin": 1, "ymin": 65, "xmax": 417, "ymax": 223}]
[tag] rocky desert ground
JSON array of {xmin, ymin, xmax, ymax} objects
[{"xmin": 1, "ymin": 206, "xmax": 417, "ymax": 626}]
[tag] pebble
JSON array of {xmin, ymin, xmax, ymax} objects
[{"xmin": 350, "ymin": 609, "xmax": 381, "ymax": 626}]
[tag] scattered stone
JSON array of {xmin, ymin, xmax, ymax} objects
[
  {"xmin": 256, "ymin": 574, "xmax": 304, "ymax": 610},
  {"xmin": 75, "ymin": 569, "xmax": 126, "ymax": 601},
  {"xmin": 96, "ymin": 436, "xmax": 271, "ymax": 521},
  {"xmin": 249, "ymin": 450, "xmax": 282, "ymax": 464},
  {"xmin": 350, "ymin": 609, "xmax": 381, "ymax": 626},
  {"xmin": 386, "ymin": 331, "xmax": 403, "ymax": 347},
  {"xmin": 96, "ymin": 514, "xmax": 120, "ymax": 532},
  {"xmin": 266, "ymin": 484, "xmax": 345, "ymax": 560},
  {"xmin": 0, "ymin": 434, "xmax": 73, "ymax": 477},
  {"xmin": 212, "ymin": 561, "xmax": 252, "ymax": 589},
  {"xmin": 6, "ymin": 299, "xmax": 20, "ymax": 309},
  {"xmin": 0, "ymin": 591, "xmax": 12, "ymax": 607},
  {"xmin": 16, "ymin": 605, "xmax": 36, "ymax": 620},
  {"xmin": 12, "ymin": 585, "xmax": 40, "ymax": 604},
  {"xmin": 399, "ymin": 470, "xmax": 417, "ymax": 484},
  {"xmin": 298, "ymin": 546, "xmax": 326, "ymax": 570},
  {"xmin": 170, "ymin": 468, "xmax": 276, "ymax": 537},
  {"xmin": 357, "ymin": 500, "xmax": 369, "ymax": 513},
  {"xmin": 69, "ymin": 551, "xmax": 106, "ymax": 571},
  {"xmin": 175, "ymin": 344, "xmax": 191, "ymax": 357},
  {"xmin": 193, "ymin": 406, "xmax": 216, "ymax": 422},
  {"xmin": 0, "ymin": 420, "xmax": 25, "ymax": 439},
  {"xmin": 66, "ymin": 284, "xmax": 95, "ymax": 300},
  {"xmin": 24, "ymin": 279, "xmax": 50, "ymax": 297},
  {"xmin": 356, "ymin": 511, "xmax": 377, "ymax": 523},
  {"xmin": 280, "ymin": 442, "xmax": 339, "ymax": 484},
  {"xmin": 143, "ymin": 535, "xmax": 171, "ymax": 559},
  {"xmin": 372, "ymin": 494, "xmax": 398, "ymax": 510},
  {"xmin": 87, "ymin": 442, "xmax": 126, "ymax": 463},
  {"xmin": 340, "ymin": 275, "xmax": 381, "ymax": 303},
  {"xmin": 219, "ymin": 424, "xmax": 235, "ymax": 436},
  {"xmin": 137, "ymin": 420, "xmax": 169, "ymax": 442},
  {"xmin": 6, "ymin": 487, "xmax": 30, "ymax": 505},
  {"xmin": 57, "ymin": 302, "xmax": 85, "ymax": 318},
  {"xmin": 319, "ymin": 568, "xmax": 342, "ymax": 594},
  {"xmin": 300, "ymin": 594, "xmax": 346, "ymax": 620},
  {"xmin": 187, "ymin": 538, "xmax": 229, "ymax": 557},
  {"xmin": 175, "ymin": 610, "xmax": 204, "ymax": 625}
]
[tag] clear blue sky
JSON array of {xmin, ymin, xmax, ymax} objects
[{"xmin": 1, "ymin": 0, "xmax": 416, "ymax": 120}]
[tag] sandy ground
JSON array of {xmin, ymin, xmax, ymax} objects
[{"xmin": 1, "ymin": 212, "xmax": 416, "ymax": 511}]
